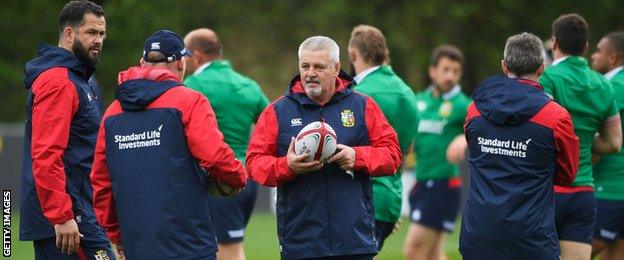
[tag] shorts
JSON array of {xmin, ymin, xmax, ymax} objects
[
  {"xmin": 593, "ymin": 198, "xmax": 624, "ymax": 243},
  {"xmin": 33, "ymin": 237, "xmax": 115, "ymax": 260},
  {"xmin": 408, "ymin": 177, "xmax": 461, "ymax": 232},
  {"xmin": 374, "ymin": 220, "xmax": 395, "ymax": 251},
  {"xmin": 208, "ymin": 179, "xmax": 258, "ymax": 243},
  {"xmin": 555, "ymin": 191, "xmax": 596, "ymax": 244}
]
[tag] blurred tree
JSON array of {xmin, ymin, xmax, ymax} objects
[{"xmin": 1, "ymin": 0, "xmax": 623, "ymax": 122}]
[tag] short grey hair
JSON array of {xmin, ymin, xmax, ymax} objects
[
  {"xmin": 298, "ymin": 36, "xmax": 340, "ymax": 64},
  {"xmin": 503, "ymin": 32, "xmax": 545, "ymax": 77}
]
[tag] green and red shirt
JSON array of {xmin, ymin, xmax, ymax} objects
[
  {"xmin": 414, "ymin": 85, "xmax": 471, "ymax": 180},
  {"xmin": 355, "ymin": 65, "xmax": 419, "ymax": 223},
  {"xmin": 539, "ymin": 56, "xmax": 619, "ymax": 188},
  {"xmin": 184, "ymin": 60, "xmax": 269, "ymax": 163},
  {"xmin": 594, "ymin": 66, "xmax": 624, "ymax": 200}
]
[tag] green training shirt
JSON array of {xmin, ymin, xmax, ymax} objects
[
  {"xmin": 355, "ymin": 65, "xmax": 419, "ymax": 223},
  {"xmin": 413, "ymin": 86, "xmax": 471, "ymax": 181},
  {"xmin": 184, "ymin": 60, "xmax": 269, "ymax": 163},
  {"xmin": 594, "ymin": 67, "xmax": 624, "ymax": 200},
  {"xmin": 539, "ymin": 56, "xmax": 618, "ymax": 187}
]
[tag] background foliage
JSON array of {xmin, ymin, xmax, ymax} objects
[{"xmin": 2, "ymin": 0, "xmax": 624, "ymax": 121}]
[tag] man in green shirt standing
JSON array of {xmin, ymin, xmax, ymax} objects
[
  {"xmin": 404, "ymin": 45, "xmax": 471, "ymax": 260},
  {"xmin": 539, "ymin": 14, "xmax": 622, "ymax": 260},
  {"xmin": 183, "ymin": 28, "xmax": 269, "ymax": 260},
  {"xmin": 347, "ymin": 25, "xmax": 419, "ymax": 252},
  {"xmin": 590, "ymin": 31, "xmax": 624, "ymax": 259}
]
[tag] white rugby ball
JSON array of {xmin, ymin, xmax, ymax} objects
[{"xmin": 294, "ymin": 121, "xmax": 338, "ymax": 163}]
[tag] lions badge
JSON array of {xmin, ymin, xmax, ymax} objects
[
  {"xmin": 439, "ymin": 101, "xmax": 453, "ymax": 118},
  {"xmin": 94, "ymin": 249, "xmax": 111, "ymax": 260},
  {"xmin": 341, "ymin": 109, "xmax": 355, "ymax": 127}
]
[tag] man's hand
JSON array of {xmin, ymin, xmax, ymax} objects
[
  {"xmin": 54, "ymin": 218, "xmax": 82, "ymax": 255},
  {"xmin": 112, "ymin": 243, "xmax": 126, "ymax": 260},
  {"xmin": 287, "ymin": 137, "xmax": 323, "ymax": 174},
  {"xmin": 446, "ymin": 134, "xmax": 467, "ymax": 164},
  {"xmin": 327, "ymin": 144, "xmax": 356, "ymax": 170}
]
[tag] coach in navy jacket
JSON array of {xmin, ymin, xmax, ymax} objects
[
  {"xmin": 90, "ymin": 30, "xmax": 247, "ymax": 259},
  {"xmin": 459, "ymin": 33, "xmax": 579, "ymax": 259},
  {"xmin": 20, "ymin": 1, "xmax": 113, "ymax": 257},
  {"xmin": 246, "ymin": 36, "xmax": 402, "ymax": 259}
]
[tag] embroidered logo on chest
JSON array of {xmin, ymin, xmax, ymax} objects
[{"xmin": 341, "ymin": 109, "xmax": 355, "ymax": 127}]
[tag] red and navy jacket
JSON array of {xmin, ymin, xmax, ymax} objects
[
  {"xmin": 459, "ymin": 75, "xmax": 579, "ymax": 258},
  {"xmin": 246, "ymin": 71, "xmax": 402, "ymax": 259},
  {"xmin": 20, "ymin": 44, "xmax": 109, "ymax": 246},
  {"xmin": 90, "ymin": 66, "xmax": 246, "ymax": 259}
]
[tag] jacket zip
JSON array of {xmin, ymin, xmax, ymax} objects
[{"xmin": 319, "ymin": 107, "xmax": 334, "ymax": 256}]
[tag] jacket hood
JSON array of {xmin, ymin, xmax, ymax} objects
[
  {"xmin": 285, "ymin": 70, "xmax": 355, "ymax": 106},
  {"xmin": 115, "ymin": 66, "xmax": 182, "ymax": 111},
  {"xmin": 473, "ymin": 75, "xmax": 550, "ymax": 126},
  {"xmin": 24, "ymin": 43, "xmax": 96, "ymax": 88}
]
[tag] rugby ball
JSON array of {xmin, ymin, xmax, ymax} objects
[
  {"xmin": 206, "ymin": 178, "xmax": 242, "ymax": 198},
  {"xmin": 294, "ymin": 121, "xmax": 338, "ymax": 163}
]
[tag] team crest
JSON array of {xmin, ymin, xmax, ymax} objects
[
  {"xmin": 438, "ymin": 101, "xmax": 453, "ymax": 118},
  {"xmin": 341, "ymin": 109, "xmax": 355, "ymax": 127},
  {"xmin": 93, "ymin": 249, "xmax": 110, "ymax": 260}
]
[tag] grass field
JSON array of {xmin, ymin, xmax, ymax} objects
[{"xmin": 9, "ymin": 213, "xmax": 462, "ymax": 259}]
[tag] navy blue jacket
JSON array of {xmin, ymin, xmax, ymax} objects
[
  {"xmin": 246, "ymin": 71, "xmax": 401, "ymax": 259},
  {"xmin": 460, "ymin": 76, "xmax": 579, "ymax": 259},
  {"xmin": 20, "ymin": 44, "xmax": 108, "ymax": 247},
  {"xmin": 91, "ymin": 66, "xmax": 246, "ymax": 259}
]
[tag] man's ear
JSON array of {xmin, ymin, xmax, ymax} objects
[
  {"xmin": 63, "ymin": 26, "xmax": 74, "ymax": 45},
  {"xmin": 139, "ymin": 58, "xmax": 146, "ymax": 67},
  {"xmin": 334, "ymin": 61, "xmax": 341, "ymax": 76},
  {"xmin": 348, "ymin": 48, "xmax": 357, "ymax": 63},
  {"xmin": 501, "ymin": 60, "xmax": 509, "ymax": 76}
]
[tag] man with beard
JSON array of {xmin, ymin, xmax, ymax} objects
[
  {"xmin": 347, "ymin": 25, "xmax": 419, "ymax": 252},
  {"xmin": 246, "ymin": 36, "xmax": 402, "ymax": 259},
  {"xmin": 20, "ymin": 1, "xmax": 114, "ymax": 259},
  {"xmin": 590, "ymin": 31, "xmax": 624, "ymax": 259},
  {"xmin": 404, "ymin": 45, "xmax": 471, "ymax": 260}
]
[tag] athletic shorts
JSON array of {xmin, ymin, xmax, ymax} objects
[
  {"xmin": 33, "ymin": 237, "xmax": 115, "ymax": 260},
  {"xmin": 593, "ymin": 198, "xmax": 624, "ymax": 243},
  {"xmin": 208, "ymin": 179, "xmax": 258, "ymax": 243},
  {"xmin": 374, "ymin": 220, "xmax": 395, "ymax": 251},
  {"xmin": 408, "ymin": 177, "xmax": 461, "ymax": 232},
  {"xmin": 555, "ymin": 191, "xmax": 596, "ymax": 244}
]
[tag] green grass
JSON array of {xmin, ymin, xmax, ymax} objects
[{"xmin": 9, "ymin": 213, "xmax": 462, "ymax": 259}]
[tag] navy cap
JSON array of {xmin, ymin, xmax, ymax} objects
[{"xmin": 142, "ymin": 30, "xmax": 192, "ymax": 63}]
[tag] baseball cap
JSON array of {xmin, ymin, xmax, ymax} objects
[{"xmin": 142, "ymin": 30, "xmax": 192, "ymax": 63}]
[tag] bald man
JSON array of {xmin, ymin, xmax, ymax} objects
[{"xmin": 183, "ymin": 28, "xmax": 269, "ymax": 260}]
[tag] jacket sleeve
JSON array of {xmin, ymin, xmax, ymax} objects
[
  {"xmin": 184, "ymin": 94, "xmax": 246, "ymax": 188},
  {"xmin": 30, "ymin": 73, "xmax": 77, "ymax": 225},
  {"xmin": 553, "ymin": 109, "xmax": 579, "ymax": 186},
  {"xmin": 90, "ymin": 119, "xmax": 121, "ymax": 244},
  {"xmin": 353, "ymin": 97, "xmax": 402, "ymax": 176},
  {"xmin": 246, "ymin": 103, "xmax": 296, "ymax": 187}
]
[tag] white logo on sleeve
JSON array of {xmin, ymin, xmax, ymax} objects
[
  {"xmin": 478, "ymin": 137, "xmax": 530, "ymax": 158},
  {"xmin": 114, "ymin": 124, "xmax": 163, "ymax": 150}
]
